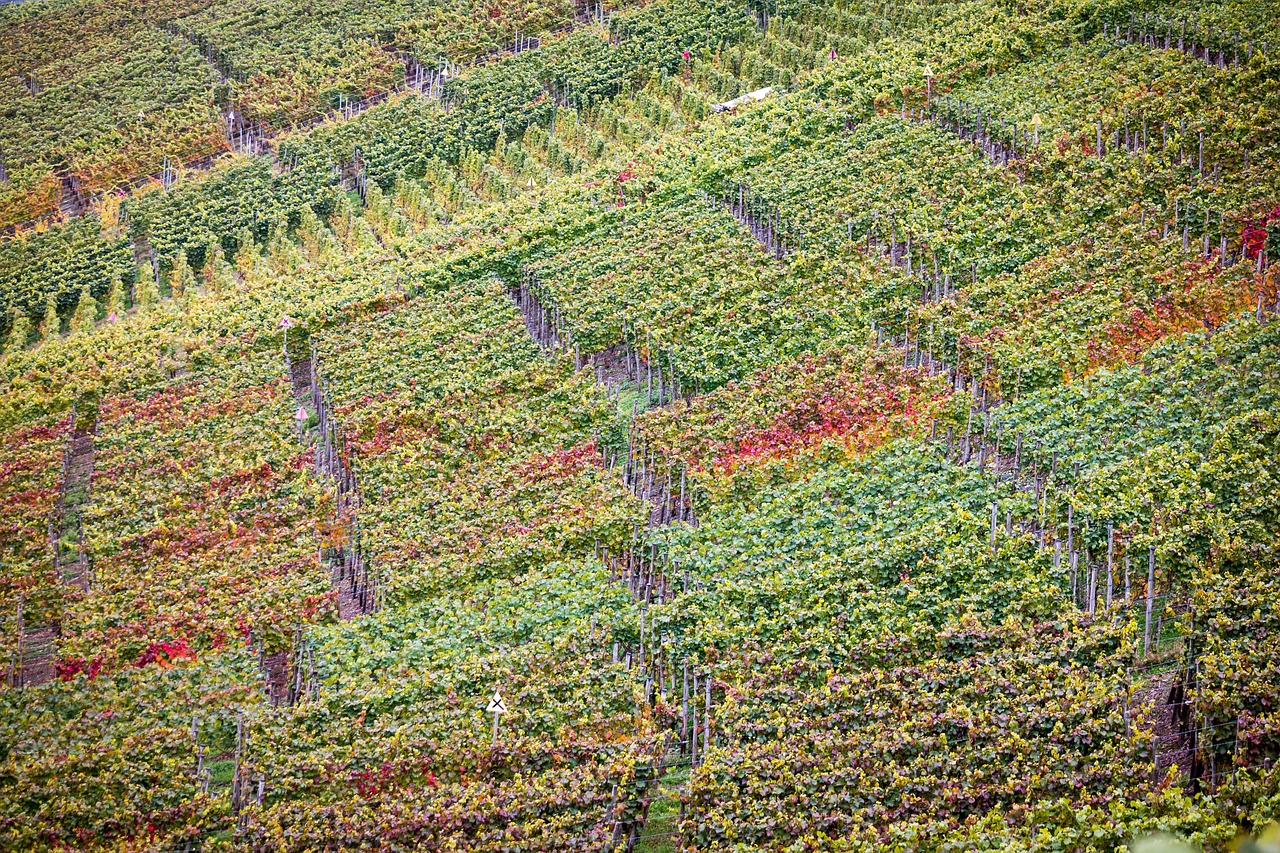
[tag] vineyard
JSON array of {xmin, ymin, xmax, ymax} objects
[{"xmin": 1, "ymin": 0, "xmax": 1279, "ymax": 850}]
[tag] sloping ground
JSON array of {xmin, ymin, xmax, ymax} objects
[{"xmin": 0, "ymin": 0, "xmax": 1277, "ymax": 850}]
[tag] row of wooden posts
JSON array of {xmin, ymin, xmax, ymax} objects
[
  {"xmin": 917, "ymin": 351, "xmax": 1189, "ymax": 665},
  {"xmin": 515, "ymin": 267, "xmax": 698, "ymax": 406},
  {"xmin": 896, "ymin": 238, "xmax": 1277, "ymax": 688},
  {"xmin": 920, "ymin": 99, "xmax": 1027, "ymax": 166},
  {"xmin": 857, "ymin": 213, "xmax": 973, "ymax": 297},
  {"xmin": 163, "ymin": 20, "xmax": 250, "ymax": 84},
  {"xmin": 199, "ymin": 353, "xmax": 373, "ymax": 816},
  {"xmin": 896, "ymin": 321, "xmax": 1183, "ymax": 656},
  {"xmin": 208, "ymin": 634, "xmax": 319, "ymax": 817},
  {"xmin": 861, "ymin": 187, "xmax": 1276, "ymax": 345},
  {"xmin": 6, "ymin": 411, "xmax": 95, "ymax": 688},
  {"xmin": 607, "ymin": 678, "xmax": 712, "ymax": 846},
  {"xmin": 716, "ymin": 171, "xmax": 1200, "ymax": 670},
  {"xmin": 715, "ymin": 184, "xmax": 802, "ymax": 259},
  {"xmin": 513, "ymin": 269, "xmax": 572, "ymax": 354},
  {"xmin": 919, "ymin": 88, "xmax": 1240, "ymax": 184},
  {"xmin": 602, "ymin": 428, "xmax": 710, "ymax": 774},
  {"xmin": 508, "ymin": 278, "xmax": 719, "ymax": 791},
  {"xmin": 925, "ymin": 96, "xmax": 1236, "ymax": 178},
  {"xmin": 5, "ymin": 597, "xmax": 55, "ymax": 689},
  {"xmin": 608, "ymin": 453, "xmax": 715, "ymax": 779},
  {"xmin": 613, "ymin": 434, "xmax": 696, "ymax": 528},
  {"xmin": 517, "ymin": 264, "xmax": 727, "ymax": 417},
  {"xmin": 1109, "ymin": 12, "xmax": 1273, "ymax": 68},
  {"xmin": 1122, "ymin": 630, "xmax": 1263, "ymax": 795},
  {"xmin": 52, "ymin": 411, "xmax": 95, "ymax": 592},
  {"xmin": 621, "ymin": 319, "xmax": 694, "ymax": 407},
  {"xmin": 305, "ymin": 356, "xmax": 380, "ymax": 618},
  {"xmin": 242, "ymin": 622, "xmax": 320, "ymax": 709},
  {"xmin": 901, "ymin": 327, "xmax": 1172, "ymax": 627},
  {"xmin": 338, "ymin": 147, "xmax": 370, "ymax": 202}
]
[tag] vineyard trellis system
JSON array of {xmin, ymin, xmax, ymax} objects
[
  {"xmin": 53, "ymin": 415, "xmax": 97, "ymax": 593},
  {"xmin": 0, "ymin": 11, "xmax": 595, "ymax": 241},
  {"xmin": 918, "ymin": 100, "xmax": 1027, "ymax": 166},
  {"xmin": 339, "ymin": 147, "xmax": 369, "ymax": 203},
  {"xmin": 900, "ymin": 251, "xmax": 1277, "ymax": 620},
  {"xmin": 1107, "ymin": 11, "xmax": 1274, "ymax": 68},
  {"xmin": 707, "ymin": 141, "xmax": 1276, "ymax": 796},
  {"xmin": 918, "ymin": 88, "xmax": 1253, "ymax": 185},
  {"xmin": 182, "ymin": 350, "xmax": 372, "ymax": 822},
  {"xmin": 508, "ymin": 268, "xmax": 717, "ymax": 851},
  {"xmin": 714, "ymin": 183, "xmax": 805, "ymax": 259},
  {"xmin": 824, "ymin": 304, "xmax": 1198, "ymax": 669},
  {"xmin": 514, "ymin": 266, "xmax": 700, "ymax": 405},
  {"xmin": 856, "ymin": 110, "xmax": 1277, "ymax": 322},
  {"xmin": 899, "ymin": 303, "xmax": 1280, "ymax": 798},
  {"xmin": 286, "ymin": 350, "xmax": 379, "ymax": 619},
  {"xmin": 2, "ymin": 2, "xmax": 1275, "ymax": 844},
  {"xmin": 55, "ymin": 172, "xmax": 87, "ymax": 220},
  {"xmin": 312, "ymin": 356, "xmax": 378, "ymax": 619},
  {"xmin": 6, "ymin": 595, "xmax": 54, "ymax": 688},
  {"xmin": 6, "ymin": 410, "xmax": 96, "ymax": 689}
]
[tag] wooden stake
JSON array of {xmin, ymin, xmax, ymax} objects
[
  {"xmin": 1144, "ymin": 545, "xmax": 1155, "ymax": 656},
  {"xmin": 682, "ymin": 659, "xmax": 689, "ymax": 754},
  {"xmin": 1124, "ymin": 550, "xmax": 1131, "ymax": 604},
  {"xmin": 1106, "ymin": 523, "xmax": 1114, "ymax": 610}
]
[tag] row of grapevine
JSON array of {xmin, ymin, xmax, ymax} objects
[
  {"xmin": 230, "ymin": 275, "xmax": 669, "ymax": 849},
  {"xmin": 0, "ymin": 0, "xmax": 1277, "ymax": 848},
  {"xmin": 1106, "ymin": 9, "xmax": 1276, "ymax": 66}
]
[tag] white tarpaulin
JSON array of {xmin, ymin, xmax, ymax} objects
[{"xmin": 712, "ymin": 87, "xmax": 774, "ymax": 113}]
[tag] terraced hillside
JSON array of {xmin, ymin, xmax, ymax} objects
[{"xmin": 1, "ymin": 0, "xmax": 1279, "ymax": 850}]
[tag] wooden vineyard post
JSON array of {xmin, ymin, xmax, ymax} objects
[
  {"xmin": 1144, "ymin": 545, "xmax": 1155, "ymax": 656},
  {"xmin": 682, "ymin": 659, "xmax": 689, "ymax": 756},
  {"xmin": 1012, "ymin": 430, "xmax": 1022, "ymax": 480},
  {"xmin": 962, "ymin": 406, "xmax": 974, "ymax": 464},
  {"xmin": 13, "ymin": 596, "xmax": 23, "ymax": 688},
  {"xmin": 1122, "ymin": 671, "xmax": 1131, "ymax": 739},
  {"xmin": 690, "ymin": 673, "xmax": 699, "ymax": 766},
  {"xmin": 1087, "ymin": 542, "xmax": 1097, "ymax": 616},
  {"xmin": 1106, "ymin": 523, "xmax": 1114, "ymax": 610},
  {"xmin": 704, "ymin": 672, "xmax": 711, "ymax": 757},
  {"xmin": 656, "ymin": 352, "xmax": 663, "ymax": 405},
  {"xmin": 1125, "ymin": 551, "xmax": 1131, "ymax": 604},
  {"xmin": 992, "ymin": 423, "xmax": 1003, "ymax": 479},
  {"xmin": 646, "ymin": 330, "xmax": 653, "ymax": 404},
  {"xmin": 232, "ymin": 711, "xmax": 245, "ymax": 814},
  {"xmin": 1067, "ymin": 505, "xmax": 1076, "ymax": 606}
]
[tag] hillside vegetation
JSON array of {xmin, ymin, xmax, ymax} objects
[{"xmin": 1, "ymin": 0, "xmax": 1279, "ymax": 851}]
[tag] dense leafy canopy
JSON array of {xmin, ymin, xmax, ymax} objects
[{"xmin": 0, "ymin": 0, "xmax": 1278, "ymax": 850}]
